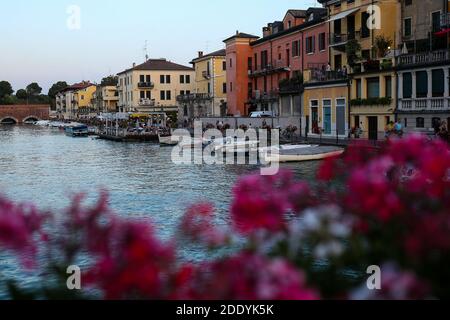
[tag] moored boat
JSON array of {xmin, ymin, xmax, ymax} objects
[
  {"xmin": 158, "ymin": 134, "xmax": 178, "ymax": 146},
  {"xmin": 261, "ymin": 145, "xmax": 344, "ymax": 163},
  {"xmin": 64, "ymin": 123, "xmax": 89, "ymax": 137},
  {"xmin": 213, "ymin": 137, "xmax": 259, "ymax": 154}
]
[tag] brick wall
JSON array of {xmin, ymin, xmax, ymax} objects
[{"xmin": 0, "ymin": 105, "xmax": 50, "ymax": 123}]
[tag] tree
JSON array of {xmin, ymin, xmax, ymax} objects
[
  {"xmin": 48, "ymin": 81, "xmax": 68, "ymax": 100},
  {"xmin": 345, "ymin": 39, "xmax": 362, "ymax": 69},
  {"xmin": 26, "ymin": 82, "xmax": 42, "ymax": 97},
  {"xmin": 1, "ymin": 95, "xmax": 15, "ymax": 105},
  {"xmin": 16, "ymin": 89, "xmax": 27, "ymax": 100},
  {"xmin": 101, "ymin": 75, "xmax": 118, "ymax": 86},
  {"xmin": 374, "ymin": 35, "xmax": 393, "ymax": 58},
  {"xmin": 0, "ymin": 81, "xmax": 14, "ymax": 99}
]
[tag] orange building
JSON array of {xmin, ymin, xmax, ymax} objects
[{"xmin": 223, "ymin": 32, "xmax": 258, "ymax": 116}]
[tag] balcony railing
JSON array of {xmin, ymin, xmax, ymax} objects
[
  {"xmin": 137, "ymin": 82, "xmax": 155, "ymax": 89},
  {"xmin": 139, "ymin": 98, "xmax": 156, "ymax": 106},
  {"xmin": 249, "ymin": 90, "xmax": 279, "ymax": 103},
  {"xmin": 398, "ymin": 98, "xmax": 450, "ymax": 112},
  {"xmin": 249, "ymin": 61, "xmax": 290, "ymax": 77},
  {"xmin": 396, "ymin": 50, "xmax": 450, "ymax": 66},
  {"xmin": 308, "ymin": 68, "xmax": 348, "ymax": 83},
  {"xmin": 329, "ymin": 31, "xmax": 360, "ymax": 46},
  {"xmin": 176, "ymin": 93, "xmax": 212, "ymax": 102}
]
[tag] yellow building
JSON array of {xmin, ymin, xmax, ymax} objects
[
  {"xmin": 117, "ymin": 59, "xmax": 195, "ymax": 114},
  {"xmin": 55, "ymin": 81, "xmax": 96, "ymax": 119},
  {"xmin": 177, "ymin": 49, "xmax": 227, "ymax": 123},
  {"xmin": 303, "ymin": 75, "xmax": 349, "ymax": 138},
  {"xmin": 93, "ymin": 85, "xmax": 119, "ymax": 113},
  {"xmin": 350, "ymin": 69, "xmax": 396, "ymax": 140},
  {"xmin": 319, "ymin": 0, "xmax": 401, "ymax": 140},
  {"xmin": 75, "ymin": 85, "xmax": 97, "ymax": 115},
  {"xmin": 324, "ymin": 0, "xmax": 400, "ymax": 70}
]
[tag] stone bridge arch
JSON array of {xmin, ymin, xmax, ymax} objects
[
  {"xmin": 0, "ymin": 105, "xmax": 50, "ymax": 124},
  {"xmin": 0, "ymin": 116, "xmax": 19, "ymax": 124},
  {"xmin": 23, "ymin": 115, "xmax": 41, "ymax": 123}
]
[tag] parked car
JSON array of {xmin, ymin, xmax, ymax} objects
[{"xmin": 249, "ymin": 111, "xmax": 274, "ymax": 118}]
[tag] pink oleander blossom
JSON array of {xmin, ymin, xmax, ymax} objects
[
  {"xmin": 231, "ymin": 171, "xmax": 313, "ymax": 234},
  {"xmin": 178, "ymin": 252, "xmax": 319, "ymax": 300},
  {"xmin": 180, "ymin": 203, "xmax": 228, "ymax": 247},
  {"xmin": 350, "ymin": 264, "xmax": 431, "ymax": 300},
  {"xmin": 0, "ymin": 196, "xmax": 47, "ymax": 262}
]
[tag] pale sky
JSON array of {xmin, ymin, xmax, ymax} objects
[{"xmin": 0, "ymin": 0, "xmax": 320, "ymax": 93}]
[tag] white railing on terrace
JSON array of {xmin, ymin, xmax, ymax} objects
[
  {"xmin": 398, "ymin": 98, "xmax": 450, "ymax": 111},
  {"xmin": 396, "ymin": 50, "xmax": 450, "ymax": 66}
]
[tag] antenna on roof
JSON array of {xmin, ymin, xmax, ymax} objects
[{"xmin": 143, "ymin": 40, "xmax": 149, "ymax": 61}]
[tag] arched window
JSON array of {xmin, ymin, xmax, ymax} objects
[{"xmin": 416, "ymin": 117, "xmax": 425, "ymax": 128}]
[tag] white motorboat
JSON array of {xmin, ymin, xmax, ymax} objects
[
  {"xmin": 34, "ymin": 120, "xmax": 50, "ymax": 126},
  {"xmin": 214, "ymin": 137, "xmax": 260, "ymax": 154},
  {"xmin": 261, "ymin": 145, "xmax": 344, "ymax": 163},
  {"xmin": 158, "ymin": 134, "xmax": 179, "ymax": 146},
  {"xmin": 49, "ymin": 121, "xmax": 66, "ymax": 128}
]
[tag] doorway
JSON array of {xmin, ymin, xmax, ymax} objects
[{"xmin": 368, "ymin": 116, "xmax": 378, "ymax": 141}]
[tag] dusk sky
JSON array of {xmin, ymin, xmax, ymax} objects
[{"xmin": 0, "ymin": 0, "xmax": 319, "ymax": 93}]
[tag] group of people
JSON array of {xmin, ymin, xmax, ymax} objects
[
  {"xmin": 384, "ymin": 120, "xmax": 404, "ymax": 139},
  {"xmin": 434, "ymin": 119, "xmax": 449, "ymax": 142}
]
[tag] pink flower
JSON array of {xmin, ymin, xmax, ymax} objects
[
  {"xmin": 179, "ymin": 252, "xmax": 319, "ymax": 300},
  {"xmin": 350, "ymin": 264, "xmax": 431, "ymax": 300},
  {"xmin": 0, "ymin": 196, "xmax": 47, "ymax": 263},
  {"xmin": 231, "ymin": 171, "xmax": 312, "ymax": 234},
  {"xmin": 86, "ymin": 221, "xmax": 176, "ymax": 299},
  {"xmin": 180, "ymin": 203, "xmax": 228, "ymax": 247}
]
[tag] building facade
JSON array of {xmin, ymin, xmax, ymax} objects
[
  {"xmin": 224, "ymin": 33, "xmax": 259, "ymax": 116},
  {"xmin": 117, "ymin": 59, "xmax": 195, "ymax": 114},
  {"xmin": 93, "ymin": 85, "xmax": 119, "ymax": 114},
  {"xmin": 55, "ymin": 82, "xmax": 96, "ymax": 120},
  {"xmin": 177, "ymin": 49, "xmax": 227, "ymax": 124},
  {"xmin": 316, "ymin": 0, "xmax": 401, "ymax": 140},
  {"xmin": 224, "ymin": 8, "xmax": 328, "ymax": 118},
  {"xmin": 396, "ymin": 0, "xmax": 450, "ymax": 133}
]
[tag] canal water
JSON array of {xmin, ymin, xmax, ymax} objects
[{"xmin": 0, "ymin": 125, "xmax": 320, "ymax": 296}]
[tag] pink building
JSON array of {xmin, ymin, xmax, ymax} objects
[{"xmin": 224, "ymin": 7, "xmax": 329, "ymax": 117}]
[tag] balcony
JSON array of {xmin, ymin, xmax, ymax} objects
[
  {"xmin": 248, "ymin": 90, "xmax": 279, "ymax": 103},
  {"xmin": 137, "ymin": 82, "xmax": 155, "ymax": 89},
  {"xmin": 139, "ymin": 98, "xmax": 156, "ymax": 106},
  {"xmin": 396, "ymin": 50, "xmax": 450, "ymax": 67},
  {"xmin": 398, "ymin": 98, "xmax": 450, "ymax": 112},
  {"xmin": 307, "ymin": 67, "xmax": 348, "ymax": 83},
  {"xmin": 176, "ymin": 93, "xmax": 212, "ymax": 102},
  {"xmin": 249, "ymin": 61, "xmax": 290, "ymax": 78},
  {"xmin": 329, "ymin": 31, "xmax": 360, "ymax": 47}
]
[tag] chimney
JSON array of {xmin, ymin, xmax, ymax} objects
[
  {"xmin": 198, "ymin": 51, "xmax": 204, "ymax": 58},
  {"xmin": 132, "ymin": 62, "xmax": 136, "ymax": 68}
]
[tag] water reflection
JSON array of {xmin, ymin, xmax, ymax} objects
[{"xmin": 0, "ymin": 125, "xmax": 321, "ymax": 296}]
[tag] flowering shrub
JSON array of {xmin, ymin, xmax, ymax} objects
[{"xmin": 0, "ymin": 135, "xmax": 449, "ymax": 299}]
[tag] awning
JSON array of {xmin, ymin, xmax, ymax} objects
[
  {"xmin": 434, "ymin": 28, "xmax": 450, "ymax": 37},
  {"xmin": 328, "ymin": 8, "xmax": 360, "ymax": 22}
]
